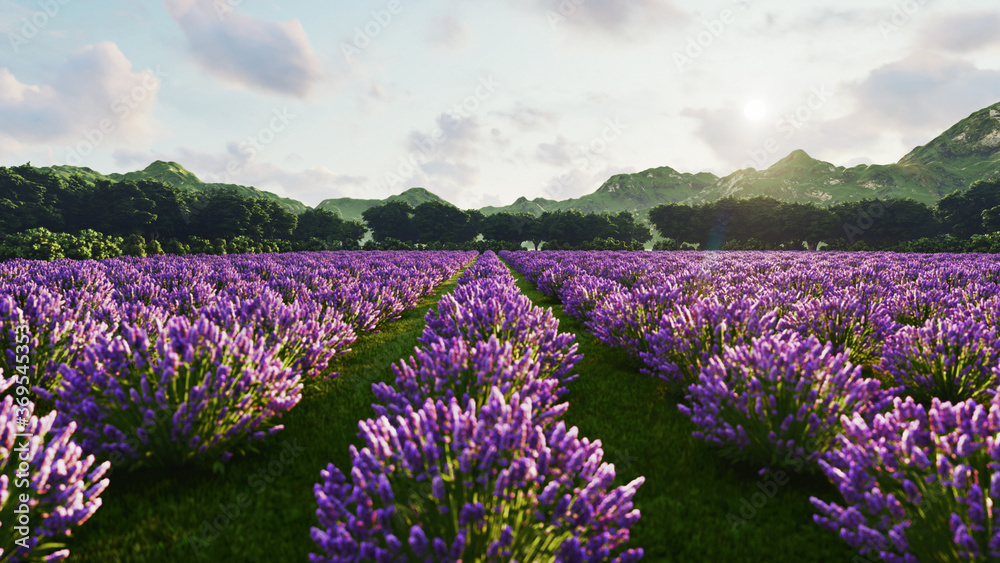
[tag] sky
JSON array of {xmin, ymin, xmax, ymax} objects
[{"xmin": 1, "ymin": 0, "xmax": 1000, "ymax": 210}]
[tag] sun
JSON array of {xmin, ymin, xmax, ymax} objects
[{"xmin": 744, "ymin": 100, "xmax": 767, "ymax": 121}]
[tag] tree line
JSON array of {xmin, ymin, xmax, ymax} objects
[
  {"xmin": 0, "ymin": 165, "xmax": 654, "ymax": 258},
  {"xmin": 647, "ymin": 177, "xmax": 1000, "ymax": 251},
  {"xmin": 3, "ymin": 164, "xmax": 998, "ymax": 260},
  {"xmin": 0, "ymin": 164, "xmax": 366, "ymax": 252},
  {"xmin": 362, "ymin": 201, "xmax": 652, "ymax": 250}
]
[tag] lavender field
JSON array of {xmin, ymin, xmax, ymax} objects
[
  {"xmin": 502, "ymin": 249, "xmax": 1000, "ymax": 562},
  {"xmin": 2, "ymin": 249, "xmax": 1000, "ymax": 561}
]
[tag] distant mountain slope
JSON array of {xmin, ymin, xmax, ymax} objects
[
  {"xmin": 697, "ymin": 149, "xmax": 969, "ymax": 207},
  {"xmin": 31, "ymin": 100, "xmax": 1000, "ymax": 222},
  {"xmin": 900, "ymin": 102, "xmax": 1000, "ymax": 183},
  {"xmin": 39, "ymin": 161, "xmax": 308, "ymax": 214},
  {"xmin": 316, "ymin": 187, "xmax": 449, "ymax": 222}
]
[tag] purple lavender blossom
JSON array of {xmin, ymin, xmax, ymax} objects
[
  {"xmin": 878, "ymin": 317, "xmax": 1000, "ymax": 405},
  {"xmin": 678, "ymin": 331, "xmax": 892, "ymax": 471},
  {"xmin": 813, "ymin": 394, "xmax": 1000, "ymax": 561},
  {"xmin": 311, "ymin": 388, "xmax": 644, "ymax": 563},
  {"xmin": 1, "ymin": 373, "xmax": 110, "ymax": 562},
  {"xmin": 372, "ymin": 335, "xmax": 571, "ymax": 426},
  {"xmin": 49, "ymin": 317, "xmax": 302, "ymax": 467}
]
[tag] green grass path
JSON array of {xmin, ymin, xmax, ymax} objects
[
  {"xmin": 68, "ymin": 260, "xmax": 475, "ymax": 562},
  {"xmin": 502, "ymin": 261, "xmax": 857, "ymax": 563}
]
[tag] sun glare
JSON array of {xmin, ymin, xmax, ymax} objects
[{"xmin": 744, "ymin": 99, "xmax": 767, "ymax": 121}]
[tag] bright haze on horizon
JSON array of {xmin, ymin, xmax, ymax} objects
[{"xmin": 1, "ymin": 0, "xmax": 999, "ymax": 209}]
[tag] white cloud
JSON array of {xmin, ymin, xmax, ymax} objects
[
  {"xmin": 426, "ymin": 14, "xmax": 472, "ymax": 48},
  {"xmin": 0, "ymin": 42, "xmax": 162, "ymax": 161},
  {"xmin": 918, "ymin": 11, "xmax": 1000, "ymax": 53},
  {"xmin": 522, "ymin": 0, "xmax": 687, "ymax": 35},
  {"xmin": 164, "ymin": 0, "xmax": 322, "ymax": 97}
]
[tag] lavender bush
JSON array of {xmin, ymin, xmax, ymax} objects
[
  {"xmin": 678, "ymin": 332, "xmax": 892, "ymax": 471},
  {"xmin": 812, "ymin": 395, "xmax": 1000, "ymax": 561},
  {"xmin": 776, "ymin": 290, "xmax": 896, "ymax": 367},
  {"xmin": 312, "ymin": 388, "xmax": 644, "ymax": 563},
  {"xmin": 421, "ymin": 261, "xmax": 579, "ymax": 383},
  {"xmin": 641, "ymin": 296, "xmax": 779, "ymax": 387},
  {"xmin": 557, "ymin": 274, "xmax": 626, "ymax": 322},
  {"xmin": 372, "ymin": 336, "xmax": 570, "ymax": 427},
  {"xmin": 200, "ymin": 289, "xmax": 357, "ymax": 379},
  {"xmin": 1, "ymin": 374, "xmax": 110, "ymax": 562},
  {"xmin": 878, "ymin": 317, "xmax": 1000, "ymax": 405},
  {"xmin": 0, "ymin": 291, "xmax": 106, "ymax": 392},
  {"xmin": 45, "ymin": 317, "xmax": 302, "ymax": 467}
]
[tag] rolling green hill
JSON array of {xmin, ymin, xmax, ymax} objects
[
  {"xmin": 39, "ymin": 161, "xmax": 308, "ymax": 214},
  {"xmin": 481, "ymin": 100, "xmax": 1000, "ymax": 216},
  {"xmin": 316, "ymin": 187, "xmax": 449, "ymax": 222},
  {"xmin": 33, "ymin": 100, "xmax": 1000, "ymax": 221}
]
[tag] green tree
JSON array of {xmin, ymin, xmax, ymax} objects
[
  {"xmin": 362, "ymin": 201, "xmax": 417, "ymax": 242},
  {"xmin": 412, "ymin": 201, "xmax": 475, "ymax": 243},
  {"xmin": 983, "ymin": 205, "xmax": 1000, "ymax": 233},
  {"xmin": 610, "ymin": 211, "xmax": 653, "ymax": 245},
  {"xmin": 0, "ymin": 166, "xmax": 63, "ymax": 234},
  {"xmin": 190, "ymin": 190, "xmax": 252, "ymax": 240},
  {"xmin": 938, "ymin": 178, "xmax": 1000, "ymax": 238},
  {"xmin": 648, "ymin": 203, "xmax": 706, "ymax": 244},
  {"xmin": 0, "ymin": 228, "xmax": 64, "ymax": 260},
  {"xmin": 339, "ymin": 220, "xmax": 367, "ymax": 249},
  {"xmin": 293, "ymin": 208, "xmax": 343, "ymax": 241},
  {"xmin": 480, "ymin": 213, "xmax": 522, "ymax": 243},
  {"xmin": 122, "ymin": 233, "xmax": 147, "ymax": 257}
]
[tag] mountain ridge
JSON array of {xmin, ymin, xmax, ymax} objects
[
  {"xmin": 33, "ymin": 100, "xmax": 1000, "ymax": 221},
  {"xmin": 38, "ymin": 161, "xmax": 308, "ymax": 215}
]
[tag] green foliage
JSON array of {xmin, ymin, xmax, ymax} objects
[
  {"xmin": 722, "ymin": 237, "xmax": 768, "ymax": 251},
  {"xmin": 189, "ymin": 190, "xmax": 297, "ymax": 241},
  {"xmin": 362, "ymin": 200, "xmax": 418, "ymax": 243},
  {"xmin": 163, "ymin": 239, "xmax": 189, "ymax": 255},
  {"xmin": 228, "ymin": 235, "xmax": 257, "ymax": 255},
  {"xmin": 211, "ymin": 239, "xmax": 228, "ymax": 255},
  {"xmin": 648, "ymin": 193, "xmax": 959, "ymax": 250},
  {"xmin": 122, "ymin": 234, "xmax": 147, "ymax": 257},
  {"xmin": 58, "ymin": 231, "xmax": 94, "ymax": 260},
  {"xmin": 146, "ymin": 239, "xmax": 164, "ymax": 256},
  {"xmin": 411, "ymin": 201, "xmax": 477, "ymax": 243},
  {"xmin": 937, "ymin": 178, "xmax": 1000, "ymax": 238},
  {"xmin": 652, "ymin": 238, "xmax": 680, "ymax": 251},
  {"xmin": 967, "ymin": 232, "xmax": 1000, "ymax": 254},
  {"xmin": 0, "ymin": 227, "xmax": 64, "ymax": 260},
  {"xmin": 186, "ymin": 236, "xmax": 212, "ymax": 255}
]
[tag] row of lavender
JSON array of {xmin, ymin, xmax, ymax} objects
[
  {"xmin": 500, "ymin": 250, "xmax": 1000, "ymax": 562},
  {"xmin": 310, "ymin": 251, "xmax": 646, "ymax": 562},
  {"xmin": 0, "ymin": 251, "xmax": 475, "ymax": 562}
]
